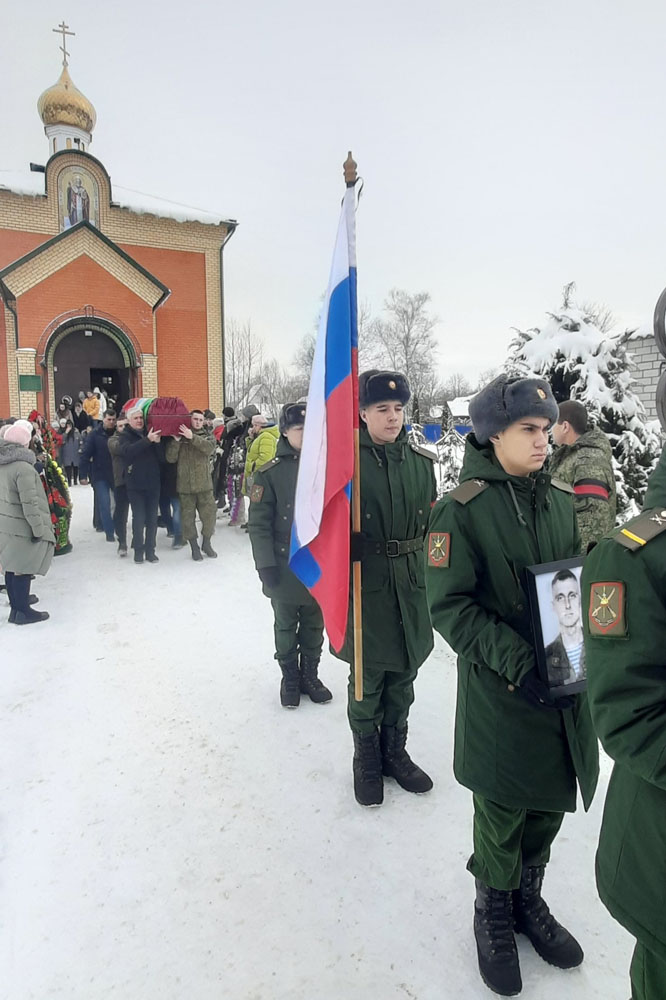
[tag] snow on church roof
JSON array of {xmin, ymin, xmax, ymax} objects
[{"xmin": 0, "ymin": 169, "xmax": 234, "ymax": 227}]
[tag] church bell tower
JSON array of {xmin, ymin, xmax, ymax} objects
[{"xmin": 37, "ymin": 22, "xmax": 97, "ymax": 156}]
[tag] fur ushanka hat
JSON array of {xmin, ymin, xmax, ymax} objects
[
  {"xmin": 359, "ymin": 370, "xmax": 410, "ymax": 408},
  {"xmin": 279, "ymin": 403, "xmax": 307, "ymax": 433},
  {"xmin": 469, "ymin": 374, "xmax": 558, "ymax": 445}
]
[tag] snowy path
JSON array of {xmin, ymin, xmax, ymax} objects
[{"xmin": 1, "ymin": 488, "xmax": 632, "ymax": 1000}]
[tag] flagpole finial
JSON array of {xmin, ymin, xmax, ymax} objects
[{"xmin": 343, "ymin": 151, "xmax": 358, "ymax": 187}]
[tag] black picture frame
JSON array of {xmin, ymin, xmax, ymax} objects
[{"xmin": 525, "ymin": 556, "xmax": 587, "ymax": 697}]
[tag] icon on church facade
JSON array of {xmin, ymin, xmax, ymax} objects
[{"xmin": 58, "ymin": 166, "xmax": 99, "ymax": 230}]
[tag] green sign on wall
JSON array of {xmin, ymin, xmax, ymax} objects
[{"xmin": 19, "ymin": 374, "xmax": 42, "ymax": 392}]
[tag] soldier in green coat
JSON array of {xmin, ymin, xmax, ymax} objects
[
  {"xmin": 248, "ymin": 403, "xmax": 332, "ymax": 708},
  {"xmin": 582, "ymin": 447, "xmax": 666, "ymax": 1000},
  {"xmin": 332, "ymin": 370, "xmax": 437, "ymax": 808},
  {"xmin": 426, "ymin": 374, "xmax": 599, "ymax": 997}
]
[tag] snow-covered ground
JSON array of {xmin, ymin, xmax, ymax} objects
[{"xmin": 1, "ymin": 489, "xmax": 633, "ymax": 1000}]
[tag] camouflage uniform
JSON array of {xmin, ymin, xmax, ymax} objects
[
  {"xmin": 548, "ymin": 426, "xmax": 616, "ymax": 551},
  {"xmin": 165, "ymin": 429, "xmax": 217, "ymax": 541}
]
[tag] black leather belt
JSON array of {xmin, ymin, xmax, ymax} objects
[{"xmin": 361, "ymin": 537, "xmax": 423, "ymax": 558}]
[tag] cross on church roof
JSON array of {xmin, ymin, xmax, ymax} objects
[{"xmin": 52, "ymin": 21, "xmax": 75, "ymax": 67}]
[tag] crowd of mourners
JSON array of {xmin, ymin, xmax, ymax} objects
[{"xmin": 0, "ymin": 387, "xmax": 283, "ymax": 622}]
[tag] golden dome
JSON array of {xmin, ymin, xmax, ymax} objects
[{"xmin": 37, "ymin": 64, "xmax": 96, "ymax": 133}]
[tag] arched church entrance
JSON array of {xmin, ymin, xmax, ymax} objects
[{"xmin": 48, "ymin": 320, "xmax": 139, "ymax": 413}]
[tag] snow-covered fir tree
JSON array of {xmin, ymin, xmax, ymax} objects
[
  {"xmin": 435, "ymin": 428, "xmax": 466, "ymax": 496},
  {"xmin": 433, "ymin": 404, "xmax": 466, "ymax": 495},
  {"xmin": 407, "ymin": 421, "xmax": 427, "ymax": 447},
  {"xmin": 507, "ymin": 283, "xmax": 661, "ymax": 516}
]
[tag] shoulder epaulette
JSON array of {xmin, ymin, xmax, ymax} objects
[
  {"xmin": 409, "ymin": 442, "xmax": 436, "ymax": 461},
  {"xmin": 551, "ymin": 478, "xmax": 574, "ymax": 495},
  {"xmin": 612, "ymin": 507, "xmax": 666, "ymax": 551},
  {"xmin": 449, "ymin": 479, "xmax": 489, "ymax": 504},
  {"xmin": 258, "ymin": 457, "xmax": 280, "ymax": 472}
]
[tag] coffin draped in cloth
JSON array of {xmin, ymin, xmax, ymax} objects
[{"xmin": 125, "ymin": 397, "xmax": 191, "ymax": 436}]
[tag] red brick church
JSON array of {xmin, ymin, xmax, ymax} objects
[{"xmin": 0, "ymin": 24, "xmax": 236, "ymax": 419}]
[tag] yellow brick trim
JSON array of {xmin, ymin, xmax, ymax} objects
[
  {"xmin": 5, "ymin": 309, "xmax": 19, "ymax": 416},
  {"xmin": 16, "ymin": 348, "xmax": 38, "ymax": 418},
  {"xmin": 142, "ymin": 353, "xmax": 158, "ymax": 397},
  {"xmin": 4, "ymin": 228, "xmax": 164, "ymax": 307},
  {"xmin": 204, "ymin": 248, "xmax": 224, "ymax": 412},
  {"xmin": 2, "ymin": 155, "xmax": 232, "ymax": 248},
  {"xmin": 47, "ymin": 365, "xmax": 56, "ymax": 420}
]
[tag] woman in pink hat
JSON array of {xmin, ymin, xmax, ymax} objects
[{"xmin": 0, "ymin": 420, "xmax": 54, "ymax": 624}]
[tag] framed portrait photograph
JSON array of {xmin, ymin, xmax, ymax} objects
[{"xmin": 525, "ymin": 557, "xmax": 587, "ymax": 697}]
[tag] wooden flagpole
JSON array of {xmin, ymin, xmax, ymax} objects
[{"xmin": 343, "ymin": 152, "xmax": 364, "ymax": 702}]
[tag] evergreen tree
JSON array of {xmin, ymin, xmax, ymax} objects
[
  {"xmin": 507, "ymin": 283, "xmax": 661, "ymax": 516},
  {"xmin": 407, "ymin": 421, "xmax": 427, "ymax": 447},
  {"xmin": 435, "ymin": 427, "xmax": 466, "ymax": 496}
]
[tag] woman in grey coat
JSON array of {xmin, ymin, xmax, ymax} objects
[
  {"xmin": 60, "ymin": 419, "xmax": 81, "ymax": 486},
  {"xmin": 0, "ymin": 421, "xmax": 54, "ymax": 624}
]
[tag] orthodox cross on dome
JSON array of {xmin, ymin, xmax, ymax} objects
[{"xmin": 52, "ymin": 21, "xmax": 75, "ymax": 67}]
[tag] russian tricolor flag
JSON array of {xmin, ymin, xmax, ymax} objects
[{"xmin": 289, "ymin": 186, "xmax": 358, "ymax": 651}]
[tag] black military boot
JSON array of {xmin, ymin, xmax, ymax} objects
[
  {"xmin": 189, "ymin": 539, "xmax": 203, "ymax": 561},
  {"xmin": 299, "ymin": 654, "xmax": 332, "ymax": 703},
  {"xmin": 201, "ymin": 536, "xmax": 217, "ymax": 558},
  {"xmin": 352, "ymin": 730, "xmax": 383, "ymax": 806},
  {"xmin": 513, "ymin": 865, "xmax": 583, "ymax": 969},
  {"xmin": 278, "ymin": 657, "xmax": 301, "ymax": 708},
  {"xmin": 474, "ymin": 879, "xmax": 522, "ymax": 996},
  {"xmin": 380, "ymin": 723, "xmax": 433, "ymax": 793}
]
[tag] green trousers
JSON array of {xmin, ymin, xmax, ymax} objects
[
  {"xmin": 347, "ymin": 662, "xmax": 418, "ymax": 735},
  {"xmin": 468, "ymin": 794, "xmax": 565, "ymax": 891},
  {"xmin": 179, "ymin": 490, "xmax": 217, "ymax": 541},
  {"xmin": 271, "ymin": 599, "xmax": 324, "ymax": 662},
  {"xmin": 630, "ymin": 941, "xmax": 666, "ymax": 1000}
]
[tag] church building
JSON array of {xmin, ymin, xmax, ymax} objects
[{"xmin": 0, "ymin": 25, "xmax": 236, "ymax": 420}]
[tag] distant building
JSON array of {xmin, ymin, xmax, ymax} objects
[
  {"xmin": 236, "ymin": 384, "xmax": 278, "ymax": 420},
  {"xmin": 628, "ymin": 327, "xmax": 663, "ymax": 421},
  {"xmin": 0, "ymin": 29, "xmax": 236, "ymax": 419},
  {"xmin": 445, "ymin": 395, "xmax": 473, "ymax": 435}
]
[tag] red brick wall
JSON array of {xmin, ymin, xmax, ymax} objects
[
  {"xmin": 0, "ymin": 228, "xmax": 47, "ymax": 271},
  {"xmin": 0, "ymin": 228, "xmax": 211, "ymax": 415},
  {"xmin": 122, "ymin": 245, "xmax": 209, "ymax": 410},
  {"xmin": 17, "ymin": 255, "xmax": 155, "ymax": 355}
]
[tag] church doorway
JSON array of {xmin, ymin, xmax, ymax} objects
[
  {"xmin": 90, "ymin": 368, "xmax": 131, "ymax": 411},
  {"xmin": 50, "ymin": 324, "xmax": 138, "ymax": 413}
]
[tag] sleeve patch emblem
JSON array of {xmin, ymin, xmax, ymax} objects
[
  {"xmin": 250, "ymin": 484, "xmax": 264, "ymax": 503},
  {"xmin": 588, "ymin": 581, "xmax": 627, "ymax": 636},
  {"xmin": 428, "ymin": 531, "xmax": 450, "ymax": 568}
]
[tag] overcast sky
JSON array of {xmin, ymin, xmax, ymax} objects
[{"xmin": 3, "ymin": 0, "xmax": 666, "ymax": 384}]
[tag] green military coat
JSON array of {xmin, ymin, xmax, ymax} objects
[
  {"xmin": 426, "ymin": 434, "xmax": 599, "ymax": 813},
  {"xmin": 549, "ymin": 427, "xmax": 617, "ymax": 551},
  {"xmin": 332, "ymin": 426, "xmax": 437, "ymax": 673},
  {"xmin": 165, "ymin": 430, "xmax": 216, "ymax": 494},
  {"xmin": 248, "ymin": 435, "xmax": 318, "ymax": 606},
  {"xmin": 582, "ymin": 449, "xmax": 666, "ymax": 961}
]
